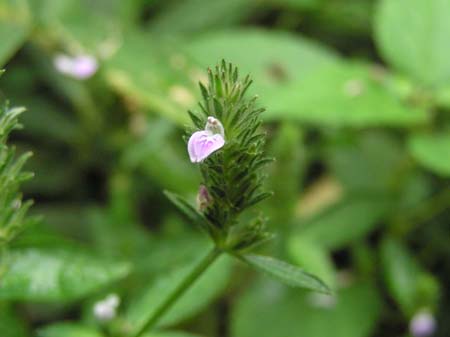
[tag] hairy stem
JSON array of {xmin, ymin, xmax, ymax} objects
[{"xmin": 133, "ymin": 246, "xmax": 222, "ymax": 337}]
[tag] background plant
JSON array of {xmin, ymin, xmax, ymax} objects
[{"xmin": 0, "ymin": 0, "xmax": 449, "ymax": 337}]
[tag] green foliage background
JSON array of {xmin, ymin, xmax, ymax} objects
[{"xmin": 0, "ymin": 0, "xmax": 449, "ymax": 336}]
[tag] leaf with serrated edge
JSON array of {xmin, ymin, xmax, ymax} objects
[{"xmin": 239, "ymin": 254, "xmax": 331, "ymax": 294}]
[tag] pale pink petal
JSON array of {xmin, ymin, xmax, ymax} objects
[
  {"xmin": 53, "ymin": 54, "xmax": 98, "ymax": 80},
  {"xmin": 187, "ymin": 130, "xmax": 224, "ymax": 163},
  {"xmin": 72, "ymin": 55, "xmax": 98, "ymax": 79}
]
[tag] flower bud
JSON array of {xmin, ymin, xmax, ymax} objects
[
  {"xmin": 196, "ymin": 184, "xmax": 212, "ymax": 211},
  {"xmin": 205, "ymin": 116, "xmax": 225, "ymax": 138}
]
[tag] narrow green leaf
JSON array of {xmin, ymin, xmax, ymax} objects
[
  {"xmin": 239, "ymin": 254, "xmax": 331, "ymax": 294},
  {"xmin": 163, "ymin": 190, "xmax": 211, "ymax": 235},
  {"xmin": 380, "ymin": 238, "xmax": 439, "ymax": 315}
]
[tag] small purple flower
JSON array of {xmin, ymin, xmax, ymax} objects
[
  {"xmin": 196, "ymin": 184, "xmax": 212, "ymax": 211},
  {"xmin": 54, "ymin": 54, "xmax": 98, "ymax": 80},
  {"xmin": 188, "ymin": 116, "xmax": 225, "ymax": 163},
  {"xmin": 410, "ymin": 310, "xmax": 436, "ymax": 337}
]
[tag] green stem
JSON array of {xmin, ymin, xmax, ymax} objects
[{"xmin": 133, "ymin": 246, "xmax": 222, "ymax": 337}]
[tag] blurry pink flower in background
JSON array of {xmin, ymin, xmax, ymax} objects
[
  {"xmin": 410, "ymin": 310, "xmax": 436, "ymax": 337},
  {"xmin": 188, "ymin": 116, "xmax": 225, "ymax": 163},
  {"xmin": 53, "ymin": 54, "xmax": 98, "ymax": 79}
]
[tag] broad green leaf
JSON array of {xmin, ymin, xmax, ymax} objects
[
  {"xmin": 0, "ymin": 247, "xmax": 130, "ymax": 301},
  {"xmin": 37, "ymin": 323, "xmax": 103, "ymax": 337},
  {"xmin": 239, "ymin": 254, "xmax": 331, "ymax": 294},
  {"xmin": 375, "ymin": 0, "xmax": 450, "ymax": 88},
  {"xmin": 380, "ymin": 238, "xmax": 439, "ymax": 316},
  {"xmin": 0, "ymin": 0, "xmax": 31, "ymax": 67},
  {"xmin": 408, "ymin": 132, "xmax": 450, "ymax": 176},
  {"xmin": 183, "ymin": 29, "xmax": 337, "ymax": 111},
  {"xmin": 233, "ymin": 279, "xmax": 381, "ymax": 337},
  {"xmin": 125, "ymin": 254, "xmax": 231, "ymax": 331},
  {"xmin": 296, "ymin": 197, "xmax": 389, "ymax": 250},
  {"xmin": 0, "ymin": 303, "xmax": 28, "ymax": 337},
  {"xmin": 288, "ymin": 236, "xmax": 336, "ymax": 290},
  {"xmin": 264, "ymin": 62, "xmax": 428, "ymax": 126}
]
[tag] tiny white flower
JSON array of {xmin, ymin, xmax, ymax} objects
[{"xmin": 93, "ymin": 294, "xmax": 120, "ymax": 322}]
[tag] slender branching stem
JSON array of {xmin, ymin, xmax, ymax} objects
[{"xmin": 133, "ymin": 246, "xmax": 222, "ymax": 337}]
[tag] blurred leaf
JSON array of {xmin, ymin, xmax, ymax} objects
[
  {"xmin": 122, "ymin": 119, "xmax": 198, "ymax": 192},
  {"xmin": 239, "ymin": 254, "xmax": 331, "ymax": 294},
  {"xmin": 183, "ymin": 28, "xmax": 337, "ymax": 108},
  {"xmin": 274, "ymin": 0, "xmax": 321, "ymax": 10},
  {"xmin": 0, "ymin": 0, "xmax": 31, "ymax": 67},
  {"xmin": 266, "ymin": 123, "xmax": 305, "ymax": 226},
  {"xmin": 0, "ymin": 303, "xmax": 28, "ymax": 337},
  {"xmin": 408, "ymin": 132, "xmax": 450, "ymax": 176},
  {"xmin": 149, "ymin": 0, "xmax": 257, "ymax": 35},
  {"xmin": 380, "ymin": 238, "xmax": 439, "ymax": 315},
  {"xmin": 21, "ymin": 146, "xmax": 79, "ymax": 196},
  {"xmin": 18, "ymin": 97, "xmax": 79, "ymax": 144},
  {"xmin": 37, "ymin": 323, "xmax": 103, "ymax": 337},
  {"xmin": 326, "ymin": 131, "xmax": 406, "ymax": 192},
  {"xmin": 125, "ymin": 254, "xmax": 231, "ymax": 330},
  {"xmin": 296, "ymin": 196, "xmax": 389, "ymax": 250},
  {"xmin": 232, "ymin": 279, "xmax": 381, "ymax": 337},
  {"xmin": 264, "ymin": 62, "xmax": 428, "ymax": 126},
  {"xmin": 310, "ymin": 0, "xmax": 373, "ymax": 36},
  {"xmin": 164, "ymin": 190, "xmax": 211, "ymax": 234},
  {"xmin": 288, "ymin": 236, "xmax": 336, "ymax": 290},
  {"xmin": 32, "ymin": 0, "xmax": 131, "ymax": 55},
  {"xmin": 375, "ymin": 0, "xmax": 450, "ymax": 88},
  {"xmin": 0, "ymin": 247, "xmax": 130, "ymax": 301},
  {"xmin": 105, "ymin": 31, "xmax": 196, "ymax": 125},
  {"xmin": 144, "ymin": 332, "xmax": 203, "ymax": 337}
]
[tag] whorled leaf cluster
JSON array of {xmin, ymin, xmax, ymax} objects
[
  {"xmin": 186, "ymin": 61, "xmax": 274, "ymax": 251},
  {"xmin": 0, "ymin": 103, "xmax": 34, "ymax": 248}
]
